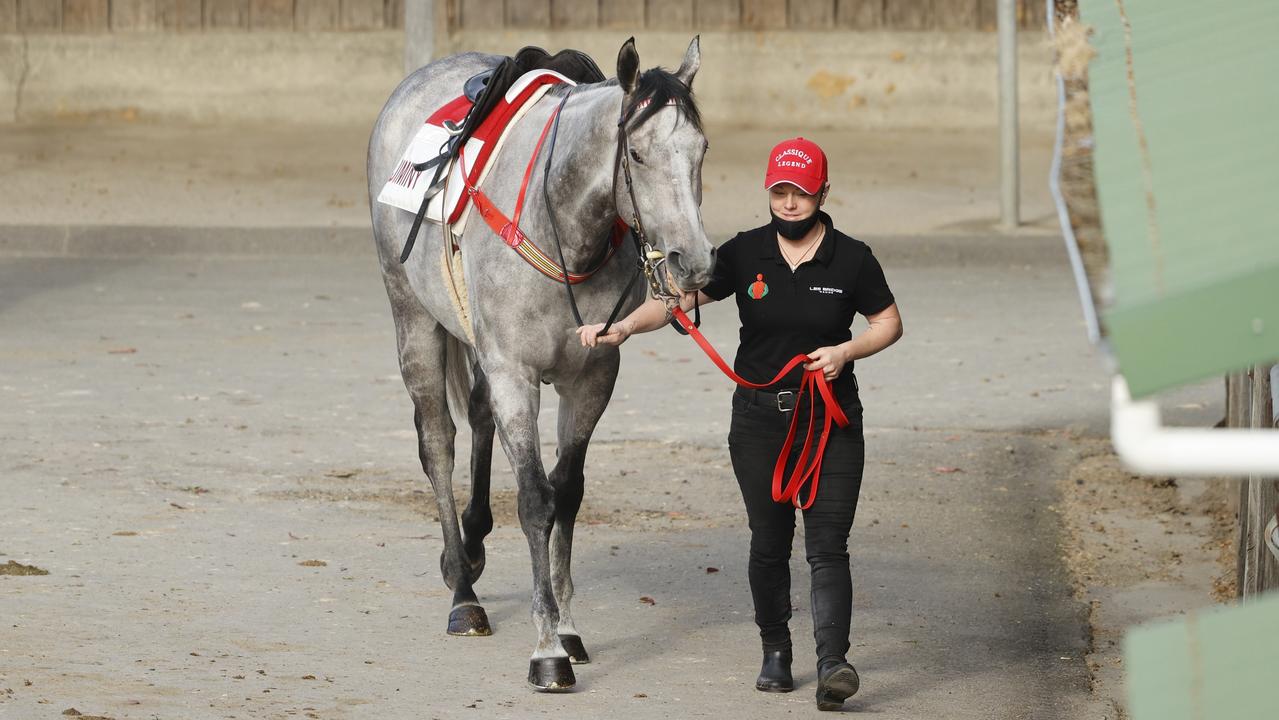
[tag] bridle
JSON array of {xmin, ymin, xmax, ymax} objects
[{"xmin": 542, "ymin": 86, "xmax": 702, "ymax": 337}]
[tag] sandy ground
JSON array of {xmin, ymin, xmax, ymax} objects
[{"xmin": 0, "ymin": 120, "xmax": 1235, "ymax": 720}]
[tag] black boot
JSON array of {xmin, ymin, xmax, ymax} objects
[
  {"xmin": 755, "ymin": 649, "xmax": 794, "ymax": 692},
  {"xmin": 815, "ymin": 660, "xmax": 860, "ymax": 710}
]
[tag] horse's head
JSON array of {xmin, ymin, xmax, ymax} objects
[{"xmin": 614, "ymin": 37, "xmax": 714, "ymax": 292}]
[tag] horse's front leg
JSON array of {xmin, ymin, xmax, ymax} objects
[
  {"xmin": 549, "ymin": 355, "xmax": 620, "ymax": 665},
  {"xmin": 485, "ymin": 364, "xmax": 575, "ymax": 692}
]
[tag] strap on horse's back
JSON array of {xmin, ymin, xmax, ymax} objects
[{"xmin": 400, "ymin": 47, "xmax": 605, "ymax": 263}]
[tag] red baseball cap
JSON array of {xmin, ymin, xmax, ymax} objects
[{"xmin": 764, "ymin": 137, "xmax": 828, "ymax": 195}]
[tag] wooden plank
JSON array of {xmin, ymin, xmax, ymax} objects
[
  {"xmin": 694, "ymin": 0, "xmax": 738, "ymax": 30},
  {"xmin": 788, "ymin": 0, "xmax": 833, "ymax": 28},
  {"xmin": 1019, "ymin": 0, "xmax": 1045, "ymax": 30},
  {"xmin": 19, "ymin": 0, "xmax": 63, "ymax": 31},
  {"xmin": 111, "ymin": 0, "xmax": 158, "ymax": 30},
  {"xmin": 249, "ymin": 0, "xmax": 293, "ymax": 29},
  {"xmin": 62, "ymin": 0, "xmax": 109, "ymax": 32},
  {"xmin": 341, "ymin": 0, "xmax": 384, "ymax": 28},
  {"xmin": 460, "ymin": 0, "xmax": 502, "ymax": 28},
  {"xmin": 647, "ymin": 0, "xmax": 692, "ymax": 30},
  {"xmin": 384, "ymin": 0, "xmax": 404, "ymax": 28},
  {"xmin": 835, "ymin": 0, "xmax": 881, "ymax": 29},
  {"xmin": 205, "ymin": 0, "xmax": 250, "ymax": 28},
  {"xmin": 1244, "ymin": 364, "xmax": 1279, "ymax": 596},
  {"xmin": 742, "ymin": 0, "xmax": 785, "ymax": 29},
  {"xmin": 0, "ymin": 0, "xmax": 15, "ymax": 33},
  {"xmin": 934, "ymin": 0, "xmax": 978, "ymax": 30},
  {"xmin": 551, "ymin": 0, "xmax": 596, "ymax": 28},
  {"xmin": 976, "ymin": 0, "xmax": 996, "ymax": 30},
  {"xmin": 296, "ymin": 0, "xmax": 340, "ymax": 29},
  {"xmin": 157, "ymin": 0, "xmax": 204, "ymax": 30},
  {"xmin": 599, "ymin": 0, "xmax": 643, "ymax": 29},
  {"xmin": 506, "ymin": 0, "xmax": 549, "ymax": 28},
  {"xmin": 883, "ymin": 0, "xmax": 931, "ymax": 30}
]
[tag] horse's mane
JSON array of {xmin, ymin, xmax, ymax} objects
[
  {"xmin": 556, "ymin": 68, "xmax": 702, "ymax": 132},
  {"xmin": 625, "ymin": 68, "xmax": 703, "ymax": 132}
]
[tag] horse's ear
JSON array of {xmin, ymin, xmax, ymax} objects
[
  {"xmin": 617, "ymin": 37, "xmax": 640, "ymax": 94},
  {"xmin": 675, "ymin": 36, "xmax": 701, "ymax": 88}
]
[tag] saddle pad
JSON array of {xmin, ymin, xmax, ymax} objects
[{"xmin": 377, "ymin": 69, "xmax": 575, "ymax": 234}]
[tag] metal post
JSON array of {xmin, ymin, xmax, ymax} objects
[
  {"xmin": 998, "ymin": 0, "xmax": 1020, "ymax": 229},
  {"xmin": 405, "ymin": 0, "xmax": 435, "ymax": 76}
]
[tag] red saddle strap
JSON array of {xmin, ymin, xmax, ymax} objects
[
  {"xmin": 671, "ymin": 307, "xmax": 850, "ymax": 509},
  {"xmin": 460, "ymin": 104, "xmax": 625, "ymax": 284}
]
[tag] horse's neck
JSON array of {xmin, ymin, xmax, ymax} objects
[{"xmin": 520, "ymin": 87, "xmax": 622, "ymax": 270}]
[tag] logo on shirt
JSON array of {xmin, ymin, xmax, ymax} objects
[
  {"xmin": 748, "ymin": 273, "xmax": 769, "ymax": 299},
  {"xmin": 809, "ymin": 286, "xmax": 844, "ymax": 296}
]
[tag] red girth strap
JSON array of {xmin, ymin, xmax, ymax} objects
[
  {"xmin": 671, "ymin": 307, "xmax": 851, "ymax": 510},
  {"xmin": 460, "ymin": 104, "xmax": 626, "ymax": 285}
]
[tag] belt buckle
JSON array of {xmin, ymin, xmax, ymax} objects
[{"xmin": 775, "ymin": 390, "xmax": 796, "ymax": 413}]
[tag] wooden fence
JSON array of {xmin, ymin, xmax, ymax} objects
[
  {"xmin": 0, "ymin": 0, "xmax": 406, "ymax": 31},
  {"xmin": 2, "ymin": 0, "xmax": 1049, "ymax": 33}
]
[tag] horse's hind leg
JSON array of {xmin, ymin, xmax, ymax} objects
[
  {"xmin": 391, "ymin": 302, "xmax": 490, "ymax": 636},
  {"xmin": 459, "ymin": 365, "xmax": 495, "ymax": 584},
  {"xmin": 550, "ymin": 359, "xmax": 621, "ymax": 666}
]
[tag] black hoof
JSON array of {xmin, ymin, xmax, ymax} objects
[
  {"xmin": 527, "ymin": 657, "xmax": 576, "ymax": 692},
  {"xmin": 447, "ymin": 605, "xmax": 492, "ymax": 636},
  {"xmin": 559, "ymin": 634, "xmax": 590, "ymax": 664}
]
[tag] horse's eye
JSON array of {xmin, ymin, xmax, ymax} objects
[{"xmin": 629, "ymin": 149, "xmax": 644, "ymax": 165}]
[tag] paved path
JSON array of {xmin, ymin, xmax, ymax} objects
[{"xmin": 0, "ymin": 239, "xmax": 1223, "ymax": 719}]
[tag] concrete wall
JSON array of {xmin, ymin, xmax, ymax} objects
[{"xmin": 0, "ymin": 28, "xmax": 1055, "ymax": 130}]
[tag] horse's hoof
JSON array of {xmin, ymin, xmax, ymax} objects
[
  {"xmin": 559, "ymin": 634, "xmax": 590, "ymax": 664},
  {"xmin": 447, "ymin": 605, "xmax": 492, "ymax": 636},
  {"xmin": 527, "ymin": 657, "xmax": 576, "ymax": 692}
]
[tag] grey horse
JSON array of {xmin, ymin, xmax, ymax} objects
[{"xmin": 366, "ymin": 38, "xmax": 714, "ymax": 690}]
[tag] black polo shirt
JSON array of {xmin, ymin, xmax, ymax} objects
[{"xmin": 701, "ymin": 212, "xmax": 894, "ymax": 393}]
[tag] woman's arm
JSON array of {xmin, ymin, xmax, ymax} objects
[
  {"xmin": 803, "ymin": 303, "xmax": 903, "ymax": 381},
  {"xmin": 577, "ymin": 291, "xmax": 717, "ymax": 348}
]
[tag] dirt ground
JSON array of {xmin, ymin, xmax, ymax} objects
[{"xmin": 0, "ymin": 120, "xmax": 1234, "ymax": 719}]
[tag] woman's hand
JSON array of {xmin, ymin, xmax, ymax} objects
[
  {"xmin": 804, "ymin": 345, "xmax": 849, "ymax": 382},
  {"xmin": 577, "ymin": 320, "xmax": 633, "ymax": 348}
]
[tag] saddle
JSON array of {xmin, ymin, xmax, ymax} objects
[{"xmin": 378, "ymin": 48, "xmax": 605, "ymax": 260}]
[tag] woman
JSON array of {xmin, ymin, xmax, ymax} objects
[{"xmin": 579, "ymin": 137, "xmax": 902, "ymax": 710}]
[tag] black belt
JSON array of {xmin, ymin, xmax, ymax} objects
[
  {"xmin": 735, "ymin": 374, "xmax": 858, "ymax": 414},
  {"xmin": 735, "ymin": 386, "xmax": 802, "ymax": 412}
]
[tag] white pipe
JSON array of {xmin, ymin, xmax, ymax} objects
[
  {"xmin": 1046, "ymin": 0, "xmax": 1103, "ymax": 344},
  {"xmin": 1112, "ymin": 376, "xmax": 1279, "ymax": 476}
]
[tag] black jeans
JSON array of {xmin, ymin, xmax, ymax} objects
[{"xmin": 727, "ymin": 385, "xmax": 865, "ymax": 669}]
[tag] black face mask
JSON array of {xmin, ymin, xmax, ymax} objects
[{"xmin": 770, "ymin": 211, "xmax": 821, "ymax": 241}]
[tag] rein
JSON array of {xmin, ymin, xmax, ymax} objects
[{"xmin": 670, "ymin": 307, "xmax": 850, "ymax": 509}]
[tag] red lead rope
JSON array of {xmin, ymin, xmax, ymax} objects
[{"xmin": 670, "ymin": 307, "xmax": 850, "ymax": 509}]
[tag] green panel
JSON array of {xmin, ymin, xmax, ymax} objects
[
  {"xmin": 1081, "ymin": 0, "xmax": 1279, "ymax": 396},
  {"xmin": 1106, "ymin": 262, "xmax": 1279, "ymax": 397},
  {"xmin": 1126, "ymin": 593, "xmax": 1279, "ymax": 720}
]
